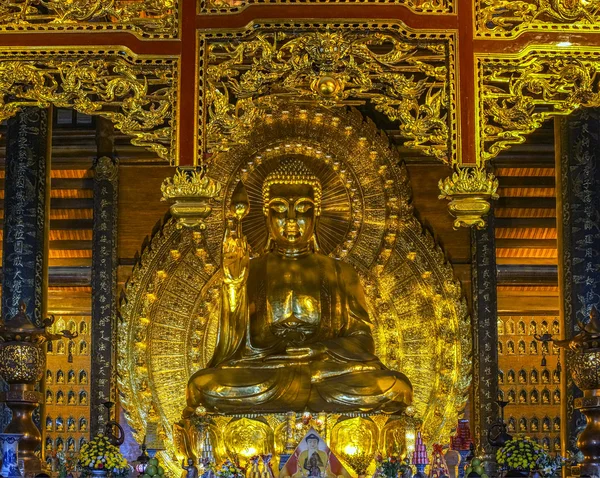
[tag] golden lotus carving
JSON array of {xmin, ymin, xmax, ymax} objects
[
  {"xmin": 438, "ymin": 167, "xmax": 499, "ymax": 229},
  {"xmin": 476, "ymin": 0, "xmax": 600, "ymax": 37},
  {"xmin": 175, "ymin": 412, "xmax": 418, "ymax": 473},
  {"xmin": 0, "ymin": 0, "xmax": 177, "ymax": 38},
  {"xmin": 161, "ymin": 169, "xmax": 222, "ymax": 228},
  {"xmin": 199, "ymin": 23, "xmax": 455, "ymax": 164},
  {"xmin": 479, "ymin": 49, "xmax": 600, "ymax": 161},
  {"xmin": 0, "ymin": 49, "xmax": 177, "ymax": 162},
  {"xmin": 119, "ymin": 107, "xmax": 470, "ymax": 476}
]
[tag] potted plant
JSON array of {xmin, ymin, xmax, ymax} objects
[
  {"xmin": 78, "ymin": 433, "xmax": 128, "ymax": 477},
  {"xmin": 496, "ymin": 437, "xmax": 565, "ymax": 477}
]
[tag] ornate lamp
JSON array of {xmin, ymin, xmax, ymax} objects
[
  {"xmin": 0, "ymin": 302, "xmax": 75, "ymax": 473},
  {"xmin": 553, "ymin": 306, "xmax": 600, "ymax": 477},
  {"xmin": 135, "ymin": 437, "xmax": 150, "ymax": 476}
]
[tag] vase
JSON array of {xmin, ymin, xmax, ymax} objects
[
  {"xmin": 414, "ymin": 464, "xmax": 426, "ymax": 478},
  {"xmin": 0, "ymin": 433, "xmax": 23, "ymax": 478},
  {"xmin": 89, "ymin": 469, "xmax": 109, "ymax": 477}
]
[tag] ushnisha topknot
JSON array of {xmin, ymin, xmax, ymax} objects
[{"xmin": 262, "ymin": 157, "xmax": 322, "ymax": 216}]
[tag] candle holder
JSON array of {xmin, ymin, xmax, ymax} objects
[
  {"xmin": 553, "ymin": 307, "xmax": 600, "ymax": 477},
  {"xmin": 0, "ymin": 303, "xmax": 76, "ymax": 473}
]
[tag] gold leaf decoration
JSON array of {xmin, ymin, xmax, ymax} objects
[
  {"xmin": 199, "ymin": 23, "xmax": 456, "ymax": 164},
  {"xmin": 438, "ymin": 167, "xmax": 499, "ymax": 199},
  {"xmin": 479, "ymin": 49, "xmax": 600, "ymax": 161},
  {"xmin": 0, "ymin": 50, "xmax": 178, "ymax": 162},
  {"xmin": 476, "ymin": 0, "xmax": 600, "ymax": 37},
  {"xmin": 438, "ymin": 166, "xmax": 499, "ymax": 229},
  {"xmin": 161, "ymin": 169, "xmax": 222, "ymax": 201},
  {"xmin": 0, "ymin": 0, "xmax": 177, "ymax": 39}
]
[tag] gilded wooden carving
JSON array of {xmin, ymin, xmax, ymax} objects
[
  {"xmin": 199, "ymin": 22, "xmax": 456, "ymax": 164},
  {"xmin": 119, "ymin": 107, "xmax": 470, "ymax": 475},
  {"xmin": 476, "ymin": 0, "xmax": 600, "ymax": 38},
  {"xmin": 0, "ymin": 49, "xmax": 178, "ymax": 163},
  {"xmin": 438, "ymin": 166, "xmax": 499, "ymax": 229},
  {"xmin": 478, "ymin": 48, "xmax": 600, "ymax": 162},
  {"xmin": 0, "ymin": 0, "xmax": 177, "ymax": 39}
]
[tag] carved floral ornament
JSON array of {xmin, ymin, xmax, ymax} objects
[
  {"xmin": 0, "ymin": 0, "xmax": 178, "ymax": 39},
  {"xmin": 436, "ymin": 47, "xmax": 600, "ymax": 229},
  {"xmin": 478, "ymin": 48, "xmax": 600, "ymax": 162},
  {"xmin": 199, "ymin": 23, "xmax": 456, "ymax": 165},
  {"xmin": 476, "ymin": 0, "xmax": 600, "ymax": 38},
  {"xmin": 0, "ymin": 49, "xmax": 178, "ymax": 163}
]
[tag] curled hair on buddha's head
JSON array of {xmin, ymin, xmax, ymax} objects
[{"xmin": 262, "ymin": 157, "xmax": 322, "ymax": 217}]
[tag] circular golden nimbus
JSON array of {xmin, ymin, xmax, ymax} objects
[{"xmin": 118, "ymin": 107, "xmax": 470, "ymax": 475}]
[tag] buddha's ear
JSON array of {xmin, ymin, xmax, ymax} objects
[
  {"xmin": 264, "ymin": 234, "xmax": 274, "ymax": 253},
  {"xmin": 312, "ymin": 229, "xmax": 320, "ymax": 252}
]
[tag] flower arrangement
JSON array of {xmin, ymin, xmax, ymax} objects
[
  {"xmin": 55, "ymin": 450, "xmax": 77, "ymax": 478},
  {"xmin": 375, "ymin": 455, "xmax": 410, "ymax": 478},
  {"xmin": 536, "ymin": 452, "xmax": 567, "ymax": 477},
  {"xmin": 496, "ymin": 437, "xmax": 565, "ymax": 475},
  {"xmin": 341, "ymin": 449, "xmax": 374, "ymax": 476},
  {"xmin": 213, "ymin": 459, "xmax": 246, "ymax": 478},
  {"xmin": 78, "ymin": 434, "xmax": 128, "ymax": 476}
]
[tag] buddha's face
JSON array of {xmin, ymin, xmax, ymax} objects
[
  {"xmin": 307, "ymin": 438, "xmax": 319, "ymax": 451},
  {"xmin": 266, "ymin": 183, "xmax": 317, "ymax": 249}
]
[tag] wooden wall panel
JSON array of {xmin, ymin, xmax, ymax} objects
[{"xmin": 117, "ymin": 165, "xmax": 173, "ymax": 263}]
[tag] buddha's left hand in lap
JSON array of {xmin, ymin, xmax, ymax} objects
[{"xmin": 264, "ymin": 344, "xmax": 327, "ymax": 361}]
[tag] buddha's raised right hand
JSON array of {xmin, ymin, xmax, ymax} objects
[{"xmin": 222, "ymin": 216, "xmax": 249, "ymax": 285}]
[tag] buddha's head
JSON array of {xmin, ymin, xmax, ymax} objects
[{"xmin": 262, "ymin": 158, "xmax": 322, "ymax": 252}]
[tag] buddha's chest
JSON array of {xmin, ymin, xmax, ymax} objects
[{"xmin": 266, "ymin": 260, "xmax": 322, "ymax": 325}]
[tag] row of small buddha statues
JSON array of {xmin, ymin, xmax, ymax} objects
[
  {"xmin": 47, "ymin": 339, "xmax": 89, "ymax": 355},
  {"xmin": 498, "ymin": 339, "xmax": 559, "ymax": 355},
  {"xmin": 45, "ymin": 389, "xmax": 88, "ymax": 405},
  {"xmin": 498, "ymin": 318, "xmax": 560, "ymax": 336},
  {"xmin": 45, "ymin": 416, "xmax": 88, "ymax": 433},
  {"xmin": 44, "ymin": 436, "xmax": 86, "ymax": 453},
  {"xmin": 500, "ymin": 387, "xmax": 561, "ymax": 405},
  {"xmin": 499, "ymin": 367, "xmax": 561, "ymax": 385},
  {"xmin": 498, "ymin": 340, "xmax": 560, "ymax": 355},
  {"xmin": 50, "ymin": 319, "xmax": 89, "ymax": 336},
  {"xmin": 46, "ymin": 369, "xmax": 88, "ymax": 385},
  {"xmin": 503, "ymin": 427, "xmax": 561, "ymax": 452},
  {"xmin": 506, "ymin": 415, "xmax": 561, "ymax": 434}
]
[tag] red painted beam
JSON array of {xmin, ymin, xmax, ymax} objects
[
  {"xmin": 195, "ymin": 5, "xmax": 459, "ymax": 30},
  {"xmin": 178, "ymin": 0, "xmax": 199, "ymax": 166},
  {"xmin": 457, "ymin": 0, "xmax": 476, "ymax": 166},
  {"xmin": 0, "ymin": 33, "xmax": 181, "ymax": 56}
]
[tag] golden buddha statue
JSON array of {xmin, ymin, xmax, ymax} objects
[{"xmin": 184, "ymin": 158, "xmax": 412, "ymax": 415}]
